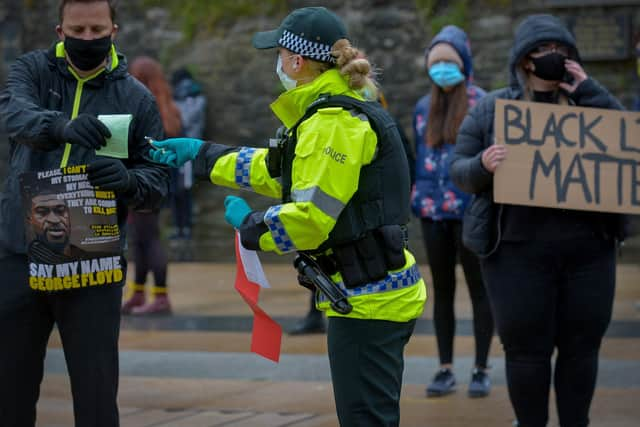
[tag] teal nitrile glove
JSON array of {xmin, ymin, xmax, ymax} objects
[
  {"xmin": 224, "ymin": 195, "xmax": 252, "ymax": 229},
  {"xmin": 149, "ymin": 137, "xmax": 203, "ymax": 167}
]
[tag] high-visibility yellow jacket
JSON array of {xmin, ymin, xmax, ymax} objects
[{"xmin": 198, "ymin": 69, "xmax": 426, "ymax": 321}]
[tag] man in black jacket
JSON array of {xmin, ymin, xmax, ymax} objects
[{"xmin": 0, "ymin": 1, "xmax": 169, "ymax": 425}]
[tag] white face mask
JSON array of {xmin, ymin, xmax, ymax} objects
[{"xmin": 276, "ymin": 55, "xmax": 297, "ymax": 91}]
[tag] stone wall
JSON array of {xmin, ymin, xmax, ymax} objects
[{"xmin": 1, "ymin": 0, "xmax": 640, "ymax": 262}]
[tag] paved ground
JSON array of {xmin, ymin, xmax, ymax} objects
[{"xmin": 38, "ymin": 262, "xmax": 640, "ymax": 426}]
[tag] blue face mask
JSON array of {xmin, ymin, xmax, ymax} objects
[
  {"xmin": 428, "ymin": 62, "xmax": 465, "ymax": 88},
  {"xmin": 276, "ymin": 56, "xmax": 297, "ymax": 91}
]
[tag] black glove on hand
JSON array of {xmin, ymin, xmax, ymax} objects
[
  {"xmin": 87, "ymin": 158, "xmax": 137, "ymax": 195},
  {"xmin": 52, "ymin": 114, "xmax": 111, "ymax": 149}
]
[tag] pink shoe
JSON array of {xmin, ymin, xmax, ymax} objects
[
  {"xmin": 121, "ymin": 290, "xmax": 145, "ymax": 314},
  {"xmin": 131, "ymin": 294, "xmax": 172, "ymax": 315}
]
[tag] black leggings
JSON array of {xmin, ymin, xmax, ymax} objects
[
  {"xmin": 421, "ymin": 219, "xmax": 494, "ymax": 368},
  {"xmin": 130, "ymin": 211, "xmax": 167, "ymax": 288},
  {"xmin": 481, "ymin": 239, "xmax": 616, "ymax": 427}
]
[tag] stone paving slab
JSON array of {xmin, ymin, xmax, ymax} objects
[
  {"xmin": 43, "ymin": 347, "xmax": 640, "ymax": 389},
  {"xmin": 46, "ymin": 330, "xmax": 640, "ymax": 361},
  {"xmin": 37, "ymin": 376, "xmax": 640, "ymax": 427},
  {"xmin": 115, "ymin": 315, "xmax": 640, "ymax": 337},
  {"xmin": 154, "ymin": 410, "xmax": 258, "ymax": 427},
  {"xmin": 122, "ymin": 409, "xmax": 190, "ymax": 427}
]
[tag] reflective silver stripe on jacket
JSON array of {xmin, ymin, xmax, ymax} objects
[{"xmin": 291, "ymin": 187, "xmax": 345, "ymax": 220}]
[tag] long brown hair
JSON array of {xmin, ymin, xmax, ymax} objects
[
  {"xmin": 426, "ymin": 83, "xmax": 468, "ymax": 147},
  {"xmin": 129, "ymin": 56, "xmax": 182, "ymax": 138}
]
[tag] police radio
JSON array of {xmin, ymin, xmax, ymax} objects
[{"xmin": 266, "ymin": 126, "xmax": 287, "ymax": 178}]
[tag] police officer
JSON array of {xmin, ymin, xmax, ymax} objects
[
  {"xmin": 0, "ymin": 1, "xmax": 169, "ymax": 425},
  {"xmin": 150, "ymin": 7, "xmax": 426, "ymax": 426}
]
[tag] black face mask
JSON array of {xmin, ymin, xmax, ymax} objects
[
  {"xmin": 63, "ymin": 34, "xmax": 112, "ymax": 71},
  {"xmin": 532, "ymin": 90, "xmax": 558, "ymax": 104},
  {"xmin": 530, "ymin": 52, "xmax": 567, "ymax": 81}
]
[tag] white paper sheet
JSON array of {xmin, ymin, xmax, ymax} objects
[{"xmin": 238, "ymin": 233, "xmax": 271, "ymax": 288}]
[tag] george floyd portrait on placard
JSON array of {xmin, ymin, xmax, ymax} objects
[
  {"xmin": 26, "ymin": 184, "xmax": 79, "ymax": 261},
  {"xmin": 20, "ymin": 166, "xmax": 125, "ymax": 295},
  {"xmin": 22, "ymin": 170, "xmax": 121, "ymax": 264}
]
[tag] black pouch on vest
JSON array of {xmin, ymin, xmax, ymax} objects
[
  {"xmin": 332, "ymin": 244, "xmax": 368, "ymax": 289},
  {"xmin": 314, "ymin": 254, "xmax": 339, "ymax": 276},
  {"xmin": 355, "ymin": 232, "xmax": 388, "ymax": 282},
  {"xmin": 332, "ymin": 236, "xmax": 387, "ymax": 289},
  {"xmin": 375, "ymin": 225, "xmax": 406, "ymax": 271}
]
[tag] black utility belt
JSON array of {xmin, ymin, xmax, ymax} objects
[{"xmin": 313, "ymin": 225, "xmax": 407, "ymax": 289}]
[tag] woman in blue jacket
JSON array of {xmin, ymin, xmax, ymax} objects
[{"xmin": 411, "ymin": 25, "xmax": 494, "ymax": 398}]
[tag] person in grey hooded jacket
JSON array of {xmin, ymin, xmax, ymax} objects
[
  {"xmin": 0, "ymin": 1, "xmax": 169, "ymax": 425},
  {"xmin": 450, "ymin": 14, "xmax": 626, "ymax": 427}
]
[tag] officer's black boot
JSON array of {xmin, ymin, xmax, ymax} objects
[
  {"xmin": 289, "ymin": 292, "xmax": 326, "ymax": 335},
  {"xmin": 289, "ymin": 310, "xmax": 326, "ymax": 335}
]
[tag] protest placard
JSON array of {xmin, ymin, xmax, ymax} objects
[
  {"xmin": 494, "ymin": 99, "xmax": 640, "ymax": 214},
  {"xmin": 20, "ymin": 165, "xmax": 123, "ymax": 292}
]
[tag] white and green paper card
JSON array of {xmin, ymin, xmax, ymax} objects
[{"xmin": 97, "ymin": 114, "xmax": 132, "ymax": 159}]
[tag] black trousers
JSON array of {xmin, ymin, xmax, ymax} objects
[
  {"xmin": 0, "ymin": 254, "xmax": 122, "ymax": 427},
  {"xmin": 328, "ymin": 317, "xmax": 415, "ymax": 427},
  {"xmin": 421, "ymin": 218, "xmax": 494, "ymax": 368},
  {"xmin": 481, "ymin": 239, "xmax": 616, "ymax": 427},
  {"xmin": 130, "ymin": 211, "xmax": 167, "ymax": 287}
]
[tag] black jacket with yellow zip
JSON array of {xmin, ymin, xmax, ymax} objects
[{"xmin": 0, "ymin": 42, "xmax": 169, "ymax": 256}]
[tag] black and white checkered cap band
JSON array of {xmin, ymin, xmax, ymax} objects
[{"xmin": 278, "ymin": 30, "xmax": 336, "ymax": 63}]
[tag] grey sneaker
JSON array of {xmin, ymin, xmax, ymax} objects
[
  {"xmin": 468, "ymin": 368, "xmax": 491, "ymax": 398},
  {"xmin": 426, "ymin": 368, "xmax": 456, "ymax": 397}
]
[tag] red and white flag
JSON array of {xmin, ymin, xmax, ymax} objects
[{"xmin": 234, "ymin": 232, "xmax": 282, "ymax": 362}]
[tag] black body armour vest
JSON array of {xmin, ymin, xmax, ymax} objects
[{"xmin": 279, "ymin": 95, "xmax": 410, "ymax": 253}]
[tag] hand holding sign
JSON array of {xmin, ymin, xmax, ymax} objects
[{"xmin": 482, "ymin": 144, "xmax": 507, "ymax": 173}]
